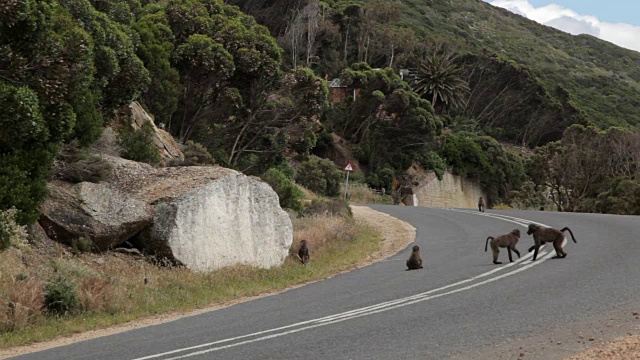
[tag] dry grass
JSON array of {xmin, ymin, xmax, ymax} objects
[
  {"xmin": 0, "ymin": 213, "xmax": 383, "ymax": 349},
  {"xmin": 292, "ymin": 215, "xmax": 356, "ymax": 256},
  {"xmin": 78, "ymin": 277, "xmax": 112, "ymax": 313},
  {"xmin": 343, "ymin": 183, "xmax": 392, "ymax": 205},
  {"xmin": 0, "ymin": 278, "xmax": 44, "ymax": 332}
]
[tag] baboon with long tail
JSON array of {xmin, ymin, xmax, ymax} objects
[
  {"xmin": 527, "ymin": 224, "xmax": 577, "ymax": 261},
  {"xmin": 485, "ymin": 229, "xmax": 521, "ymax": 264}
]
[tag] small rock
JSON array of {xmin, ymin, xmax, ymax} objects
[
  {"xmin": 632, "ymin": 312, "xmax": 638, "ymax": 316},
  {"xmin": 93, "ymin": 257, "xmax": 105, "ymax": 265},
  {"xmin": 589, "ymin": 338, "xmax": 595, "ymax": 342},
  {"xmin": 557, "ymin": 342, "xmax": 562, "ymax": 345},
  {"xmin": 519, "ymin": 353, "xmax": 525, "ymax": 358}
]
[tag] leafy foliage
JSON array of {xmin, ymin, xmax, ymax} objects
[
  {"xmin": 182, "ymin": 141, "xmax": 215, "ymax": 166},
  {"xmin": 262, "ymin": 168, "xmax": 305, "ymax": 212},
  {"xmin": 0, "ymin": 208, "xmax": 28, "ymax": 251},
  {"xmin": 296, "ymin": 156, "xmax": 342, "ymax": 197},
  {"xmin": 412, "ymin": 51, "xmax": 469, "ymax": 113},
  {"xmin": 45, "ymin": 276, "xmax": 79, "ymax": 315},
  {"xmin": 117, "ymin": 122, "xmax": 161, "ymax": 165}
]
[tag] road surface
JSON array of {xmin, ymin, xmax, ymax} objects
[{"xmin": 10, "ymin": 207, "xmax": 640, "ymax": 359}]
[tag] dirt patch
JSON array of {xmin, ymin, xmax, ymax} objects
[
  {"xmin": 0, "ymin": 206, "xmax": 414, "ymax": 359},
  {"xmin": 450, "ymin": 308, "xmax": 639, "ymax": 360},
  {"xmin": 565, "ymin": 334, "xmax": 640, "ymax": 360}
]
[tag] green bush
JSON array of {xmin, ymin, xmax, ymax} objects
[
  {"xmin": 304, "ymin": 199, "xmax": 352, "ymax": 218},
  {"xmin": 45, "ymin": 276, "xmax": 79, "ymax": 315},
  {"xmin": 0, "ymin": 208, "xmax": 28, "ymax": 251},
  {"xmin": 71, "ymin": 237, "xmax": 94, "ymax": 255},
  {"xmin": 117, "ymin": 122, "xmax": 161, "ymax": 165},
  {"xmin": 262, "ymin": 168, "xmax": 305, "ymax": 212},
  {"xmin": 182, "ymin": 140, "xmax": 215, "ymax": 166},
  {"xmin": 296, "ymin": 156, "xmax": 342, "ymax": 197},
  {"xmin": 366, "ymin": 167, "xmax": 396, "ymax": 193}
]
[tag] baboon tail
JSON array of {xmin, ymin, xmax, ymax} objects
[
  {"xmin": 560, "ymin": 227, "xmax": 577, "ymax": 243},
  {"xmin": 485, "ymin": 236, "xmax": 494, "ymax": 252}
]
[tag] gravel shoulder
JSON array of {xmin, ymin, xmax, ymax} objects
[{"xmin": 0, "ymin": 206, "xmax": 415, "ymax": 359}]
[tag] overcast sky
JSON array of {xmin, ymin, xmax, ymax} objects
[{"xmin": 485, "ymin": 0, "xmax": 640, "ymax": 52}]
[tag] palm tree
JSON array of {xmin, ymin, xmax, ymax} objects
[{"xmin": 411, "ymin": 52, "xmax": 469, "ymax": 114}]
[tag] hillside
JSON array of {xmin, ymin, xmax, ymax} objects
[
  {"xmin": 234, "ymin": 0, "xmax": 640, "ymax": 135},
  {"xmin": 400, "ymin": 0, "xmax": 640, "ymax": 129}
]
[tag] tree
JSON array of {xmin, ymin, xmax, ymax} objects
[
  {"xmin": 333, "ymin": 64, "xmax": 441, "ymax": 175},
  {"xmin": 412, "ymin": 51, "xmax": 469, "ymax": 114},
  {"xmin": 296, "ymin": 156, "xmax": 342, "ymax": 197}
]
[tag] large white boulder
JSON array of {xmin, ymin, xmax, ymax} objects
[
  {"xmin": 144, "ymin": 174, "xmax": 293, "ymax": 271},
  {"xmin": 104, "ymin": 156, "xmax": 293, "ymax": 271}
]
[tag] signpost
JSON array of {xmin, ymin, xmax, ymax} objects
[{"xmin": 343, "ymin": 162, "xmax": 354, "ymax": 199}]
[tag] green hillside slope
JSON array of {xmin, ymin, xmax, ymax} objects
[
  {"xmin": 400, "ymin": 0, "xmax": 640, "ymax": 128},
  {"xmin": 234, "ymin": 0, "xmax": 640, "ymax": 132}
]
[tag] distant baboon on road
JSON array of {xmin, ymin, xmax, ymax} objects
[
  {"xmin": 485, "ymin": 229, "xmax": 521, "ymax": 264},
  {"xmin": 478, "ymin": 197, "xmax": 485, "ymax": 212},
  {"xmin": 406, "ymin": 245, "xmax": 423, "ymax": 271},
  {"xmin": 527, "ymin": 224, "xmax": 577, "ymax": 261}
]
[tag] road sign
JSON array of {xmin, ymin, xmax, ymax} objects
[{"xmin": 343, "ymin": 162, "xmax": 354, "ymax": 172}]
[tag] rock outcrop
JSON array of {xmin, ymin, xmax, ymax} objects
[
  {"xmin": 95, "ymin": 102, "xmax": 184, "ymax": 163},
  {"xmin": 38, "ymin": 182, "xmax": 153, "ymax": 250},
  {"xmin": 106, "ymin": 156, "xmax": 293, "ymax": 271}
]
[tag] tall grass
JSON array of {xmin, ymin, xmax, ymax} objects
[
  {"xmin": 343, "ymin": 183, "xmax": 393, "ymax": 205},
  {"xmin": 0, "ymin": 214, "xmax": 380, "ymax": 348}
]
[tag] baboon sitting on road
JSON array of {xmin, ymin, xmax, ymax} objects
[
  {"xmin": 406, "ymin": 245, "xmax": 423, "ymax": 271},
  {"xmin": 527, "ymin": 224, "xmax": 577, "ymax": 261},
  {"xmin": 485, "ymin": 229, "xmax": 521, "ymax": 264}
]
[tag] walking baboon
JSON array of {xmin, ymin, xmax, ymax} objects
[
  {"xmin": 485, "ymin": 229, "xmax": 521, "ymax": 264},
  {"xmin": 527, "ymin": 224, "xmax": 577, "ymax": 261},
  {"xmin": 406, "ymin": 245, "xmax": 423, "ymax": 270},
  {"xmin": 298, "ymin": 240, "xmax": 309, "ymax": 265},
  {"xmin": 478, "ymin": 197, "xmax": 485, "ymax": 212}
]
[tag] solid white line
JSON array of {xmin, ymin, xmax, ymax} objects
[
  {"xmin": 132, "ymin": 209, "xmax": 553, "ymax": 360},
  {"xmin": 160, "ymin": 252, "xmax": 557, "ymax": 360}
]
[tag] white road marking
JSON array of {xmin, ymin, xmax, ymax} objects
[{"xmin": 132, "ymin": 210, "xmax": 555, "ymax": 360}]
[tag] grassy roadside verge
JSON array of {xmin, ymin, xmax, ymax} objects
[{"xmin": 0, "ymin": 214, "xmax": 381, "ymax": 350}]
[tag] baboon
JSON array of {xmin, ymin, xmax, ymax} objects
[
  {"xmin": 485, "ymin": 229, "xmax": 521, "ymax": 264},
  {"xmin": 527, "ymin": 224, "xmax": 577, "ymax": 261},
  {"xmin": 298, "ymin": 240, "xmax": 309, "ymax": 265},
  {"xmin": 406, "ymin": 245, "xmax": 423, "ymax": 271},
  {"xmin": 478, "ymin": 197, "xmax": 485, "ymax": 212}
]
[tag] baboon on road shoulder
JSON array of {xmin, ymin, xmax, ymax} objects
[
  {"xmin": 406, "ymin": 245, "xmax": 423, "ymax": 270},
  {"xmin": 485, "ymin": 229, "xmax": 521, "ymax": 264},
  {"xmin": 527, "ymin": 224, "xmax": 577, "ymax": 261},
  {"xmin": 298, "ymin": 240, "xmax": 309, "ymax": 265}
]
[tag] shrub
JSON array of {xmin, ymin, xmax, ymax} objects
[
  {"xmin": 262, "ymin": 168, "xmax": 305, "ymax": 212},
  {"xmin": 182, "ymin": 140, "xmax": 215, "ymax": 166},
  {"xmin": 44, "ymin": 276, "xmax": 79, "ymax": 315},
  {"xmin": 71, "ymin": 237, "xmax": 94, "ymax": 255},
  {"xmin": 53, "ymin": 141, "xmax": 112, "ymax": 183},
  {"xmin": 0, "ymin": 208, "xmax": 28, "ymax": 251},
  {"xmin": 117, "ymin": 122, "xmax": 161, "ymax": 165},
  {"xmin": 304, "ymin": 199, "xmax": 352, "ymax": 218},
  {"xmin": 296, "ymin": 156, "xmax": 342, "ymax": 197}
]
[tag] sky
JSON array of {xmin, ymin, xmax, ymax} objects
[{"xmin": 484, "ymin": 0, "xmax": 640, "ymax": 52}]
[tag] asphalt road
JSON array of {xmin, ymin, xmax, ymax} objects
[{"xmin": 10, "ymin": 206, "xmax": 640, "ymax": 360}]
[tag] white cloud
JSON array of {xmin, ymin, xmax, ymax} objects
[{"xmin": 488, "ymin": 0, "xmax": 640, "ymax": 52}]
